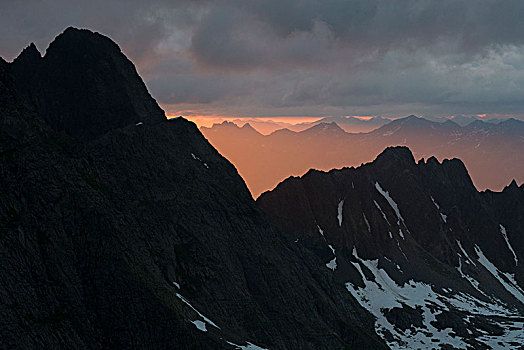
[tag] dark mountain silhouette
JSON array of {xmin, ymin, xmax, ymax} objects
[
  {"xmin": 201, "ymin": 115, "xmax": 524, "ymax": 197},
  {"xmin": 10, "ymin": 28, "xmax": 165, "ymax": 140},
  {"xmin": 1, "ymin": 28, "xmax": 386, "ymax": 349},
  {"xmin": 258, "ymin": 146, "xmax": 524, "ymax": 349}
]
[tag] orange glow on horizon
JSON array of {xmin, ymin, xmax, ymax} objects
[
  {"xmin": 169, "ymin": 114, "xmax": 323, "ymax": 128},
  {"xmin": 351, "ymin": 115, "xmax": 374, "ymax": 120}
]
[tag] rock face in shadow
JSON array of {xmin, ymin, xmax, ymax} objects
[
  {"xmin": 0, "ymin": 29, "xmax": 386, "ymax": 349},
  {"xmin": 257, "ymin": 146, "xmax": 524, "ymax": 349},
  {"xmin": 10, "ymin": 27, "xmax": 165, "ymax": 140}
]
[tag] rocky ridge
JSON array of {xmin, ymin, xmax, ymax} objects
[{"xmin": 258, "ymin": 146, "xmax": 524, "ymax": 349}]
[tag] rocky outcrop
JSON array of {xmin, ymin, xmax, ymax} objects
[{"xmin": 1, "ymin": 28, "xmax": 386, "ymax": 349}]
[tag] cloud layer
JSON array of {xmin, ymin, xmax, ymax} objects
[{"xmin": 2, "ymin": 0, "xmax": 524, "ymax": 119}]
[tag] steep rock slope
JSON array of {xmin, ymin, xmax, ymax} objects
[
  {"xmin": 0, "ymin": 28, "xmax": 386, "ymax": 349},
  {"xmin": 258, "ymin": 147, "xmax": 524, "ymax": 349}
]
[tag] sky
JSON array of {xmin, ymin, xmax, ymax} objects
[{"xmin": 2, "ymin": 0, "xmax": 524, "ymax": 121}]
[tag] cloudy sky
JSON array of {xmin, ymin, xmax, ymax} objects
[{"xmin": 2, "ymin": 0, "xmax": 524, "ymax": 120}]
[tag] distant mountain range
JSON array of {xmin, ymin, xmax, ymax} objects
[
  {"xmin": 203, "ymin": 114, "xmax": 510, "ymax": 135},
  {"xmin": 222, "ymin": 116, "xmax": 390, "ymax": 134},
  {"xmin": 201, "ymin": 115, "xmax": 524, "ymax": 197}
]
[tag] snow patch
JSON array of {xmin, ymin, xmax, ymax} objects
[
  {"xmin": 326, "ymin": 257, "xmax": 337, "ymax": 271},
  {"xmin": 318, "ymin": 225, "xmax": 337, "ymax": 271},
  {"xmin": 474, "ymin": 245, "xmax": 524, "ymax": 304},
  {"xmin": 456, "ymin": 240, "xmax": 476, "ymax": 266},
  {"xmin": 347, "ymin": 248, "xmax": 468, "ymax": 349},
  {"xmin": 430, "ymin": 196, "xmax": 447, "ymax": 223},
  {"xmin": 191, "ymin": 153, "xmax": 209, "ymax": 168},
  {"xmin": 375, "ymin": 182, "xmax": 408, "ymax": 238},
  {"xmin": 191, "ymin": 320, "xmax": 207, "ymax": 332},
  {"xmin": 500, "ymin": 225, "xmax": 518, "ymax": 266},
  {"xmin": 317, "ymin": 225, "xmax": 325, "ymax": 237},
  {"xmin": 172, "ymin": 281, "xmax": 180, "ymax": 289},
  {"xmin": 337, "ymin": 200, "xmax": 344, "ymax": 226},
  {"xmin": 456, "ymin": 257, "xmax": 485, "ymax": 295},
  {"xmin": 176, "ymin": 293, "xmax": 220, "ymax": 329},
  {"xmin": 374, "ymin": 200, "xmax": 390, "ymax": 226},
  {"xmin": 363, "ymin": 213, "xmax": 371, "ymax": 232},
  {"xmin": 345, "ymin": 247, "xmax": 523, "ymax": 349},
  {"xmin": 225, "ymin": 341, "xmax": 268, "ymax": 350}
]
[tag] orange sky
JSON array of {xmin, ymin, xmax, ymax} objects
[{"xmin": 169, "ymin": 115, "xmax": 323, "ymax": 128}]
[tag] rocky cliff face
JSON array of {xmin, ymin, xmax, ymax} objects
[
  {"xmin": 0, "ymin": 28, "xmax": 386, "ymax": 349},
  {"xmin": 258, "ymin": 146, "xmax": 524, "ymax": 349},
  {"xmin": 10, "ymin": 28, "xmax": 165, "ymax": 140}
]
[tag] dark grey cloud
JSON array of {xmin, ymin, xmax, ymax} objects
[{"xmin": 1, "ymin": 0, "xmax": 524, "ymax": 119}]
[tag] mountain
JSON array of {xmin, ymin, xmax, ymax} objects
[
  {"xmin": 201, "ymin": 115, "xmax": 524, "ymax": 198},
  {"xmin": 257, "ymin": 146, "xmax": 524, "ymax": 349},
  {"xmin": 300, "ymin": 116, "xmax": 390, "ymax": 133},
  {"xmin": 1, "ymin": 28, "xmax": 387, "ymax": 349},
  {"xmin": 201, "ymin": 116, "xmax": 390, "ymax": 135}
]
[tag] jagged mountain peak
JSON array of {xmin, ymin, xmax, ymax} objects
[
  {"xmin": 240, "ymin": 122, "xmax": 261, "ymax": 134},
  {"xmin": 9, "ymin": 27, "xmax": 165, "ymax": 140},
  {"xmin": 13, "ymin": 42, "xmax": 41, "ymax": 63},
  {"xmin": 504, "ymin": 179, "xmax": 522, "ymax": 193},
  {"xmin": 302, "ymin": 121, "xmax": 345, "ymax": 134}
]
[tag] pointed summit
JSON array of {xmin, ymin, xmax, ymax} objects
[
  {"xmin": 302, "ymin": 122, "xmax": 345, "ymax": 134},
  {"xmin": 10, "ymin": 27, "xmax": 165, "ymax": 140},
  {"xmin": 241, "ymin": 122, "xmax": 261, "ymax": 134},
  {"xmin": 13, "ymin": 43, "xmax": 41, "ymax": 64}
]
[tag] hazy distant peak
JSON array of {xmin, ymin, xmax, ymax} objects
[
  {"xmin": 499, "ymin": 117, "xmax": 524, "ymax": 126},
  {"xmin": 269, "ymin": 127, "xmax": 297, "ymax": 136},
  {"xmin": 303, "ymin": 121, "xmax": 345, "ymax": 134},
  {"xmin": 442, "ymin": 119, "xmax": 459, "ymax": 126},
  {"xmin": 219, "ymin": 120, "xmax": 238, "ymax": 127},
  {"xmin": 241, "ymin": 122, "xmax": 256, "ymax": 130},
  {"xmin": 240, "ymin": 122, "xmax": 263, "ymax": 135}
]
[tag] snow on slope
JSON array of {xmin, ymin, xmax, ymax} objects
[
  {"xmin": 345, "ymin": 247, "xmax": 524, "ymax": 349},
  {"xmin": 337, "ymin": 200, "xmax": 344, "ymax": 227},
  {"xmin": 474, "ymin": 245, "xmax": 524, "ymax": 304},
  {"xmin": 430, "ymin": 196, "xmax": 448, "ymax": 223},
  {"xmin": 318, "ymin": 225, "xmax": 337, "ymax": 271},
  {"xmin": 500, "ymin": 224, "xmax": 518, "ymax": 266},
  {"xmin": 375, "ymin": 182, "xmax": 408, "ymax": 238},
  {"xmin": 226, "ymin": 341, "xmax": 269, "ymax": 350},
  {"xmin": 176, "ymin": 293, "xmax": 220, "ymax": 329}
]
